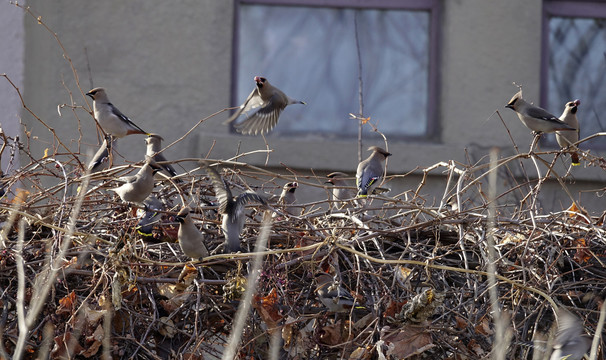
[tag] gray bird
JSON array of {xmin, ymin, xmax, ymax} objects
[
  {"xmin": 145, "ymin": 134, "xmax": 180, "ymax": 180},
  {"xmin": 356, "ymin": 146, "xmax": 392, "ymax": 197},
  {"xmin": 86, "ymin": 87, "xmax": 149, "ymax": 138},
  {"xmin": 201, "ymin": 162, "xmax": 267, "ymax": 253},
  {"xmin": 315, "ymin": 273, "xmax": 364, "ymax": 313},
  {"xmin": 110, "ymin": 159, "xmax": 160, "ymax": 204},
  {"xmin": 556, "ymin": 99, "xmax": 581, "ymax": 166},
  {"xmin": 87, "ymin": 136, "xmax": 115, "ymax": 173},
  {"xmin": 325, "ymin": 172, "xmax": 355, "ymax": 209},
  {"xmin": 136, "ymin": 196, "xmax": 164, "ymax": 238},
  {"xmin": 223, "ymin": 76, "xmax": 305, "ymax": 135},
  {"xmin": 550, "ymin": 309, "xmax": 591, "ymax": 360},
  {"xmin": 279, "ymin": 182, "xmax": 300, "ymax": 215},
  {"xmin": 175, "ymin": 207, "xmax": 209, "ymax": 260},
  {"xmin": 505, "ymin": 90, "xmax": 576, "ymax": 133}
]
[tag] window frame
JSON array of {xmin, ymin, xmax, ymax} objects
[
  {"xmin": 231, "ymin": 0, "xmax": 442, "ymax": 141},
  {"xmin": 540, "ymin": 0, "xmax": 606, "ymax": 113}
]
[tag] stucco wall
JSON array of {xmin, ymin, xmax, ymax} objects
[{"xmin": 5, "ymin": 0, "xmax": 606, "ymax": 213}]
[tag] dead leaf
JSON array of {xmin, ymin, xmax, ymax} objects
[
  {"xmin": 51, "ymin": 332, "xmax": 84, "ymax": 359},
  {"xmin": 157, "ymin": 316, "xmax": 177, "ymax": 338},
  {"xmin": 474, "ymin": 317, "xmax": 493, "ymax": 336},
  {"xmin": 252, "ymin": 288, "xmax": 282, "ymax": 333},
  {"xmin": 573, "ymin": 238, "xmax": 592, "ymax": 264},
  {"xmin": 455, "ymin": 316, "xmax": 467, "ymax": 330},
  {"xmin": 81, "ymin": 324, "xmax": 104, "ymax": 357},
  {"xmin": 318, "ymin": 319, "xmax": 354, "ymax": 345},
  {"xmin": 382, "ymin": 324, "xmax": 434, "ymax": 359},
  {"xmin": 56, "ymin": 291, "xmax": 77, "ymax": 316},
  {"xmin": 349, "ymin": 346, "xmax": 373, "ymax": 360}
]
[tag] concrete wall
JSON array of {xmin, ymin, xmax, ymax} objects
[{"xmin": 2, "ymin": 0, "xmax": 605, "ymax": 214}]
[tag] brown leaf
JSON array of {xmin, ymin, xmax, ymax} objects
[
  {"xmin": 56, "ymin": 291, "xmax": 77, "ymax": 316},
  {"xmin": 455, "ymin": 316, "xmax": 467, "ymax": 330},
  {"xmin": 318, "ymin": 320, "xmax": 354, "ymax": 345},
  {"xmin": 252, "ymin": 288, "xmax": 282, "ymax": 332},
  {"xmin": 573, "ymin": 238, "xmax": 592, "ymax": 264},
  {"xmin": 81, "ymin": 324, "xmax": 104, "ymax": 357},
  {"xmin": 349, "ymin": 346, "xmax": 373, "ymax": 360},
  {"xmin": 51, "ymin": 332, "xmax": 84, "ymax": 359},
  {"xmin": 382, "ymin": 324, "xmax": 434, "ymax": 358}
]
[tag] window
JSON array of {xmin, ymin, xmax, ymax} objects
[
  {"xmin": 232, "ymin": 0, "xmax": 440, "ymax": 139},
  {"xmin": 542, "ymin": 1, "xmax": 606, "ymax": 148}
]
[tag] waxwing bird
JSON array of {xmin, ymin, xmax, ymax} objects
[
  {"xmin": 110, "ymin": 159, "xmax": 160, "ymax": 204},
  {"xmin": 279, "ymin": 182, "xmax": 300, "ymax": 215},
  {"xmin": 314, "ymin": 273, "xmax": 364, "ymax": 313},
  {"xmin": 550, "ymin": 309, "xmax": 591, "ymax": 360},
  {"xmin": 356, "ymin": 146, "xmax": 391, "ymax": 197},
  {"xmin": 87, "ymin": 137, "xmax": 115, "ymax": 173},
  {"xmin": 86, "ymin": 87, "xmax": 149, "ymax": 138},
  {"xmin": 505, "ymin": 90, "xmax": 576, "ymax": 134},
  {"xmin": 175, "ymin": 207, "xmax": 209, "ymax": 260},
  {"xmin": 201, "ymin": 162, "xmax": 267, "ymax": 253},
  {"xmin": 325, "ymin": 172, "xmax": 356, "ymax": 209},
  {"xmin": 224, "ymin": 76, "xmax": 305, "ymax": 135},
  {"xmin": 556, "ymin": 99, "xmax": 581, "ymax": 166},
  {"xmin": 145, "ymin": 134, "xmax": 181, "ymax": 180},
  {"xmin": 136, "ymin": 196, "xmax": 164, "ymax": 238}
]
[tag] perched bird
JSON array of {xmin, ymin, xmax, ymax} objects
[
  {"xmin": 145, "ymin": 134, "xmax": 180, "ymax": 180},
  {"xmin": 87, "ymin": 137, "xmax": 115, "ymax": 173},
  {"xmin": 136, "ymin": 196, "xmax": 164, "ymax": 238},
  {"xmin": 314, "ymin": 273, "xmax": 364, "ymax": 313},
  {"xmin": 556, "ymin": 99, "xmax": 581, "ymax": 166},
  {"xmin": 175, "ymin": 207, "xmax": 209, "ymax": 260},
  {"xmin": 356, "ymin": 146, "xmax": 391, "ymax": 197},
  {"xmin": 110, "ymin": 159, "xmax": 160, "ymax": 204},
  {"xmin": 224, "ymin": 76, "xmax": 305, "ymax": 135},
  {"xmin": 550, "ymin": 309, "xmax": 591, "ymax": 360},
  {"xmin": 325, "ymin": 172, "xmax": 355, "ymax": 209},
  {"xmin": 279, "ymin": 182, "xmax": 300, "ymax": 216},
  {"xmin": 86, "ymin": 87, "xmax": 149, "ymax": 138},
  {"xmin": 505, "ymin": 90, "xmax": 576, "ymax": 133},
  {"xmin": 201, "ymin": 162, "xmax": 267, "ymax": 253}
]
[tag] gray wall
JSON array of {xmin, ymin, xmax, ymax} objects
[{"xmin": 2, "ymin": 0, "xmax": 605, "ymax": 213}]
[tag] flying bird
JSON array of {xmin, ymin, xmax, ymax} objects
[
  {"xmin": 224, "ymin": 76, "xmax": 305, "ymax": 135},
  {"xmin": 86, "ymin": 87, "xmax": 149, "ymax": 138},
  {"xmin": 550, "ymin": 309, "xmax": 591, "ymax": 360},
  {"xmin": 201, "ymin": 161, "xmax": 267, "ymax": 253}
]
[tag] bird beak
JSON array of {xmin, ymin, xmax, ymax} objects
[
  {"xmin": 85, "ymin": 91, "xmax": 94, "ymax": 99},
  {"xmin": 325, "ymin": 179, "xmax": 334, "ymax": 184},
  {"xmin": 505, "ymin": 104, "xmax": 513, "ymax": 109},
  {"xmin": 574, "ymin": 99, "xmax": 581, "ymax": 106}
]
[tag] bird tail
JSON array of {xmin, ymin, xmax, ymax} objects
[{"xmin": 571, "ymin": 152, "xmax": 580, "ymax": 166}]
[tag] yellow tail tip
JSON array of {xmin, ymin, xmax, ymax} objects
[{"xmin": 572, "ymin": 162, "xmax": 580, "ymax": 166}]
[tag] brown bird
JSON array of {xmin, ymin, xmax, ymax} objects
[
  {"xmin": 86, "ymin": 87, "xmax": 149, "ymax": 138},
  {"xmin": 224, "ymin": 76, "xmax": 305, "ymax": 135},
  {"xmin": 556, "ymin": 99, "xmax": 581, "ymax": 166}
]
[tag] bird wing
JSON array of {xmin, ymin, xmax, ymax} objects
[
  {"xmin": 224, "ymin": 88, "xmax": 263, "ymax": 125},
  {"xmin": 202, "ymin": 163, "xmax": 233, "ymax": 214},
  {"xmin": 526, "ymin": 106, "xmax": 562, "ymax": 123},
  {"xmin": 88, "ymin": 139, "xmax": 111, "ymax": 172},
  {"xmin": 235, "ymin": 192, "xmax": 267, "ymax": 207},
  {"xmin": 153, "ymin": 152, "xmax": 179, "ymax": 178},
  {"xmin": 108, "ymin": 102, "xmax": 148, "ymax": 133},
  {"xmin": 232, "ymin": 93, "xmax": 285, "ymax": 135}
]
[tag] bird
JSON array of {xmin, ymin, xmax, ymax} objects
[
  {"xmin": 556, "ymin": 99, "xmax": 581, "ymax": 166},
  {"xmin": 110, "ymin": 158, "xmax": 160, "ymax": 204},
  {"xmin": 201, "ymin": 161, "xmax": 267, "ymax": 253},
  {"xmin": 550, "ymin": 309, "xmax": 591, "ymax": 360},
  {"xmin": 223, "ymin": 76, "xmax": 305, "ymax": 135},
  {"xmin": 175, "ymin": 206, "xmax": 209, "ymax": 260},
  {"xmin": 356, "ymin": 146, "xmax": 392, "ymax": 197},
  {"xmin": 505, "ymin": 90, "xmax": 576, "ymax": 134},
  {"xmin": 279, "ymin": 182, "xmax": 300, "ymax": 216},
  {"xmin": 145, "ymin": 134, "xmax": 181, "ymax": 180},
  {"xmin": 325, "ymin": 172, "xmax": 355, "ymax": 209},
  {"xmin": 136, "ymin": 196, "xmax": 164, "ymax": 238},
  {"xmin": 86, "ymin": 87, "xmax": 149, "ymax": 138},
  {"xmin": 87, "ymin": 136, "xmax": 116, "ymax": 173},
  {"xmin": 314, "ymin": 273, "xmax": 364, "ymax": 313}
]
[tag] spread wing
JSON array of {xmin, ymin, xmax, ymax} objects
[
  {"xmin": 201, "ymin": 162, "xmax": 233, "ymax": 214},
  {"xmin": 224, "ymin": 88, "xmax": 263, "ymax": 125},
  {"xmin": 233, "ymin": 94, "xmax": 284, "ymax": 135}
]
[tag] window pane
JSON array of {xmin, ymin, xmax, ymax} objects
[
  {"xmin": 236, "ymin": 4, "xmax": 430, "ymax": 138},
  {"xmin": 547, "ymin": 16, "xmax": 606, "ymax": 147}
]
